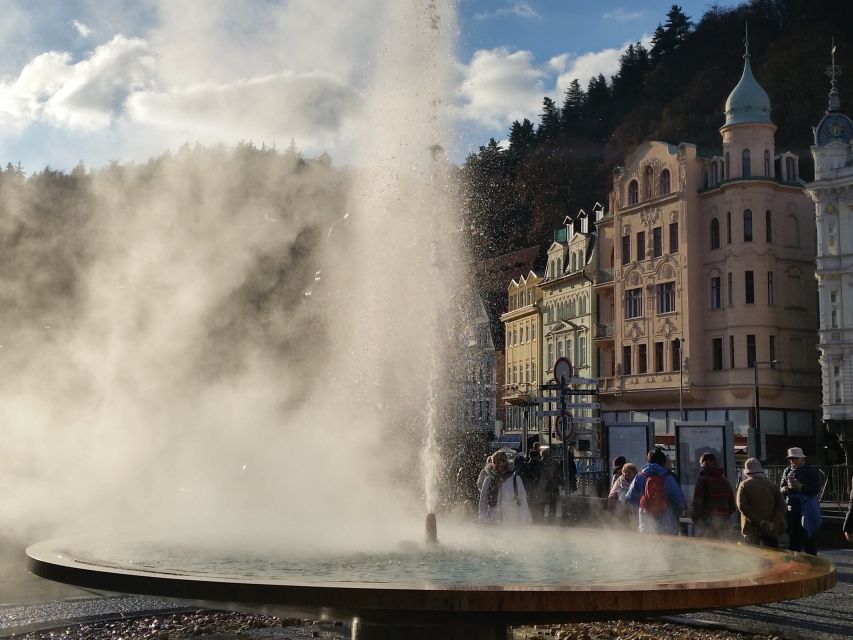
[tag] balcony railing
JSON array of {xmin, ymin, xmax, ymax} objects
[
  {"xmin": 594, "ymin": 322, "xmax": 614, "ymax": 339},
  {"xmin": 595, "ymin": 269, "xmax": 614, "ymax": 284},
  {"xmin": 502, "ymin": 382, "xmax": 537, "ymax": 405}
]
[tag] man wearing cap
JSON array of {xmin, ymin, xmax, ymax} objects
[
  {"xmin": 736, "ymin": 458, "xmax": 785, "ymax": 547},
  {"xmin": 780, "ymin": 447, "xmax": 822, "ymax": 555}
]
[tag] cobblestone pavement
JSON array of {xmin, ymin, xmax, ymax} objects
[{"xmin": 670, "ymin": 547, "xmax": 853, "ymax": 640}]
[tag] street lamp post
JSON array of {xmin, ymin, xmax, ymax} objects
[
  {"xmin": 678, "ymin": 337, "xmax": 685, "ymax": 420},
  {"xmin": 753, "ymin": 359, "xmax": 779, "ymax": 461}
]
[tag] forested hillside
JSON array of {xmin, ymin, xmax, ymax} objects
[{"xmin": 462, "ymin": 0, "xmax": 853, "ymax": 261}]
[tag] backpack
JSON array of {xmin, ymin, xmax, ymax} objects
[{"xmin": 639, "ymin": 472, "xmax": 668, "ymax": 517}]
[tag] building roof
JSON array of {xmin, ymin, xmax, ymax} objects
[
  {"xmin": 724, "ymin": 35, "xmax": 772, "ymax": 127},
  {"xmin": 473, "ymin": 246, "xmax": 544, "ymax": 351}
]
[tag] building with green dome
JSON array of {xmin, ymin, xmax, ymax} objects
[{"xmin": 593, "ymin": 33, "xmax": 821, "ymax": 463}]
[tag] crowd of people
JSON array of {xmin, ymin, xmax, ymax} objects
[{"xmin": 475, "ymin": 444, "xmax": 849, "ymax": 555}]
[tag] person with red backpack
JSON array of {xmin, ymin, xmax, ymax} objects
[{"xmin": 626, "ymin": 449, "xmax": 686, "ymax": 535}]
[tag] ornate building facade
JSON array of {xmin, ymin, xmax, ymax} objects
[
  {"xmin": 595, "ymin": 41, "xmax": 821, "ymax": 460},
  {"xmin": 500, "ymin": 272, "xmax": 543, "ymax": 436},
  {"xmin": 806, "ymin": 55, "xmax": 853, "ymax": 463}
]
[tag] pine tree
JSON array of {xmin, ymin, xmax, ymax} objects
[
  {"xmin": 537, "ymin": 97, "xmax": 561, "ymax": 141},
  {"xmin": 583, "ymin": 74, "xmax": 611, "ymax": 143},
  {"xmin": 508, "ymin": 119, "xmax": 536, "ymax": 154},
  {"xmin": 560, "ymin": 79, "xmax": 586, "ymax": 137},
  {"xmin": 650, "ymin": 5, "xmax": 693, "ymax": 63}
]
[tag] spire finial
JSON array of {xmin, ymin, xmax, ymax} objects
[
  {"xmin": 826, "ymin": 38, "xmax": 842, "ymax": 112},
  {"xmin": 744, "ymin": 21, "xmax": 750, "ymax": 59}
]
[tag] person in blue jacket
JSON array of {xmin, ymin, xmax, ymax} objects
[
  {"xmin": 780, "ymin": 447, "xmax": 822, "ymax": 555},
  {"xmin": 626, "ymin": 449, "xmax": 687, "ymax": 535}
]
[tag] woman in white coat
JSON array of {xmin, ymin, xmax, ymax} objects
[{"xmin": 478, "ymin": 451, "xmax": 532, "ymax": 525}]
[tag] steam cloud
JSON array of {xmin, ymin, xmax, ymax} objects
[{"xmin": 0, "ymin": 0, "xmax": 467, "ymax": 554}]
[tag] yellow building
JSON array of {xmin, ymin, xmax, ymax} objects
[
  {"xmin": 595, "ymin": 42, "xmax": 821, "ymax": 461},
  {"xmin": 500, "ymin": 272, "xmax": 543, "ymax": 435}
]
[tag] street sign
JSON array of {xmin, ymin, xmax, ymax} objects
[{"xmin": 553, "ymin": 357, "xmax": 572, "ymax": 384}]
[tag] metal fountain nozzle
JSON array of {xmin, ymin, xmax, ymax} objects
[{"xmin": 425, "ymin": 513, "xmax": 438, "ymax": 545}]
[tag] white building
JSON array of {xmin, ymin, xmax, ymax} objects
[{"xmin": 806, "ymin": 54, "xmax": 853, "ymax": 463}]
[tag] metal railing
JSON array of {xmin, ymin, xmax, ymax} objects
[
  {"xmin": 762, "ymin": 464, "xmax": 851, "ymax": 510},
  {"xmin": 594, "ymin": 322, "xmax": 614, "ymax": 338},
  {"xmin": 566, "ymin": 462, "xmax": 852, "ymax": 508}
]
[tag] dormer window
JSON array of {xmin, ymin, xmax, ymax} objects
[
  {"xmin": 628, "ymin": 180, "xmax": 638, "ymax": 205},
  {"xmin": 742, "ymin": 149, "xmax": 751, "ymax": 177},
  {"xmin": 659, "ymin": 169, "xmax": 671, "ymax": 195},
  {"xmin": 710, "ymin": 162, "xmax": 719, "ymax": 186}
]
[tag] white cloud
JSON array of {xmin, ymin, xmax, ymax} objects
[
  {"xmin": 474, "ymin": 2, "xmax": 540, "ymax": 21},
  {"xmin": 554, "ymin": 36, "xmax": 651, "ymax": 96},
  {"xmin": 127, "ymin": 72, "xmax": 358, "ymax": 150},
  {"xmin": 603, "ymin": 8, "xmax": 646, "ymax": 22},
  {"xmin": 0, "ymin": 35, "xmax": 155, "ymax": 131},
  {"xmin": 456, "ymin": 47, "xmax": 547, "ymax": 129},
  {"xmin": 72, "ymin": 20, "xmax": 92, "ymax": 38}
]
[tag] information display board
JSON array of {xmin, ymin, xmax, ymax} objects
[
  {"xmin": 606, "ymin": 422, "xmax": 655, "ymax": 471},
  {"xmin": 674, "ymin": 421, "xmax": 736, "ymax": 507}
]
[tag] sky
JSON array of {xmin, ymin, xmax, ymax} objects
[{"xmin": 0, "ymin": 0, "xmax": 741, "ymax": 172}]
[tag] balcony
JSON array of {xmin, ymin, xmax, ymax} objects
[
  {"xmin": 594, "ymin": 322, "xmax": 614, "ymax": 340},
  {"xmin": 502, "ymin": 382, "xmax": 537, "ymax": 405},
  {"xmin": 595, "ymin": 269, "xmax": 614, "ymax": 285}
]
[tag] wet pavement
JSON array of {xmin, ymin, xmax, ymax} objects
[{"xmin": 1, "ymin": 535, "xmax": 851, "ymax": 640}]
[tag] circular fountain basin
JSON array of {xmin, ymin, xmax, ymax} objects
[{"xmin": 27, "ymin": 526, "xmax": 835, "ymax": 626}]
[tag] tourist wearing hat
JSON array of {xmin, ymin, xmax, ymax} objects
[
  {"xmin": 736, "ymin": 458, "xmax": 785, "ymax": 547},
  {"xmin": 843, "ymin": 477, "xmax": 853, "ymax": 544},
  {"xmin": 780, "ymin": 447, "xmax": 822, "ymax": 555}
]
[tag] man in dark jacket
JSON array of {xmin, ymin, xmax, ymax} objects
[
  {"xmin": 844, "ymin": 477, "xmax": 852, "ymax": 544},
  {"xmin": 691, "ymin": 452, "xmax": 736, "ymax": 538},
  {"xmin": 520, "ymin": 448, "xmax": 545, "ymax": 523},
  {"xmin": 780, "ymin": 447, "xmax": 822, "ymax": 555}
]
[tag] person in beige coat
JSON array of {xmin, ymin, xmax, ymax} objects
[{"xmin": 736, "ymin": 458, "xmax": 786, "ymax": 547}]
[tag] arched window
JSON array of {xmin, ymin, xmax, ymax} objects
[
  {"xmin": 570, "ymin": 253, "xmax": 577, "ymax": 271},
  {"xmin": 645, "ymin": 166, "xmax": 654, "ymax": 199},
  {"xmin": 743, "ymin": 209, "xmax": 753, "ymax": 242},
  {"xmin": 742, "ymin": 149, "xmax": 751, "ymax": 177},
  {"xmin": 711, "ymin": 162, "xmax": 719, "ymax": 186},
  {"xmin": 786, "ymin": 215, "xmax": 800, "ymax": 247},
  {"xmin": 764, "ymin": 150, "xmax": 770, "ymax": 177},
  {"xmin": 659, "ymin": 169, "xmax": 671, "ymax": 195},
  {"xmin": 785, "ymin": 157, "xmax": 797, "ymax": 181},
  {"xmin": 725, "ymin": 152, "xmax": 730, "ymax": 179},
  {"xmin": 710, "ymin": 218, "xmax": 720, "ymax": 249},
  {"xmin": 765, "ymin": 210, "xmax": 772, "ymax": 243},
  {"xmin": 726, "ymin": 211, "xmax": 732, "ymax": 244},
  {"xmin": 579, "ymin": 296, "xmax": 587, "ymax": 315},
  {"xmin": 628, "ymin": 180, "xmax": 638, "ymax": 205}
]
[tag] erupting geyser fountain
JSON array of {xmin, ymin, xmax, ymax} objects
[{"xmin": 26, "ymin": 2, "xmax": 835, "ymax": 639}]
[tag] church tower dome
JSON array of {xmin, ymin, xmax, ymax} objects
[
  {"xmin": 724, "ymin": 44, "xmax": 772, "ymax": 126},
  {"xmin": 719, "ymin": 26, "xmax": 777, "ymax": 180}
]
